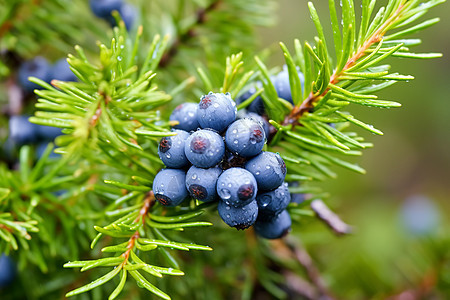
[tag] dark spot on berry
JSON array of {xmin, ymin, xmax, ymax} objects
[
  {"xmin": 159, "ymin": 137, "xmax": 172, "ymax": 153},
  {"xmin": 189, "ymin": 184, "xmax": 208, "ymax": 200},
  {"xmin": 155, "ymin": 194, "xmax": 171, "ymax": 206},
  {"xmin": 190, "ymin": 136, "xmax": 210, "ymax": 154},
  {"xmin": 199, "ymin": 95, "xmax": 213, "ymax": 109},
  {"xmin": 234, "ymin": 223, "xmax": 252, "ymax": 230},
  {"xmin": 221, "ymin": 152, "xmax": 247, "ymax": 170},
  {"xmin": 249, "ymin": 125, "xmax": 264, "ymax": 143},
  {"xmin": 238, "ymin": 184, "xmax": 254, "ymax": 200},
  {"xmin": 276, "ymin": 154, "xmax": 286, "ymax": 175}
]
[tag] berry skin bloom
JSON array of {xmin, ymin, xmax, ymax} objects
[
  {"xmin": 256, "ymin": 182, "xmax": 291, "ymax": 220},
  {"xmin": 184, "ymin": 129, "xmax": 225, "ymax": 168},
  {"xmin": 169, "ymin": 102, "xmax": 199, "ymax": 132},
  {"xmin": 197, "ymin": 92, "xmax": 237, "ymax": 132},
  {"xmin": 185, "ymin": 166, "xmax": 222, "ymax": 202},
  {"xmin": 216, "ymin": 167, "xmax": 258, "ymax": 207},
  {"xmin": 245, "ymin": 151, "xmax": 287, "ymax": 191},
  {"xmin": 153, "ymin": 169, "xmax": 188, "ymax": 207},
  {"xmin": 158, "ymin": 130, "xmax": 190, "ymax": 168},
  {"xmin": 254, "ymin": 209, "xmax": 292, "ymax": 239},
  {"xmin": 225, "ymin": 118, "xmax": 265, "ymax": 158},
  {"xmin": 218, "ymin": 200, "xmax": 258, "ymax": 230}
]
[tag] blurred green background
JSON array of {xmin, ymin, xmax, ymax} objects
[{"xmin": 258, "ymin": 0, "xmax": 450, "ymax": 298}]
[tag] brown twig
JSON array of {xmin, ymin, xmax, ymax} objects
[
  {"xmin": 158, "ymin": 0, "xmax": 222, "ymax": 67},
  {"xmin": 283, "ymin": 4, "xmax": 407, "ymax": 127},
  {"xmin": 311, "ymin": 199, "xmax": 353, "ymax": 235}
]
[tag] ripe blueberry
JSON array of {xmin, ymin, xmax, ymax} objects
[
  {"xmin": 49, "ymin": 58, "xmax": 77, "ymax": 82},
  {"xmin": 118, "ymin": 3, "xmax": 137, "ymax": 29},
  {"xmin": 245, "ymin": 151, "xmax": 286, "ymax": 191},
  {"xmin": 256, "ymin": 182, "xmax": 291, "ymax": 220},
  {"xmin": 272, "ymin": 65, "xmax": 305, "ymax": 104},
  {"xmin": 0, "ymin": 254, "xmax": 16, "ymax": 288},
  {"xmin": 254, "ymin": 209, "xmax": 292, "ymax": 239},
  {"xmin": 241, "ymin": 112, "xmax": 270, "ymax": 140},
  {"xmin": 236, "ymin": 82, "xmax": 265, "ymax": 115},
  {"xmin": 185, "ymin": 166, "xmax": 222, "ymax": 202},
  {"xmin": 9, "ymin": 115, "xmax": 39, "ymax": 145},
  {"xmin": 225, "ymin": 118, "xmax": 265, "ymax": 158},
  {"xmin": 17, "ymin": 57, "xmax": 51, "ymax": 92},
  {"xmin": 36, "ymin": 125, "xmax": 62, "ymax": 141},
  {"xmin": 218, "ymin": 200, "xmax": 258, "ymax": 230},
  {"xmin": 216, "ymin": 167, "xmax": 257, "ymax": 207},
  {"xmin": 184, "ymin": 129, "xmax": 225, "ymax": 168},
  {"xmin": 158, "ymin": 130, "xmax": 190, "ymax": 168},
  {"xmin": 289, "ymin": 181, "xmax": 305, "ymax": 204},
  {"xmin": 197, "ymin": 92, "xmax": 236, "ymax": 132},
  {"xmin": 153, "ymin": 169, "xmax": 188, "ymax": 207},
  {"xmin": 169, "ymin": 103, "xmax": 199, "ymax": 132}
]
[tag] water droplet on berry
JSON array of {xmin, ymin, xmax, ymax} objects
[
  {"xmin": 260, "ymin": 195, "xmax": 271, "ymax": 207},
  {"xmin": 213, "ymin": 103, "xmax": 219, "ymax": 108},
  {"xmin": 233, "ymin": 140, "xmax": 238, "ymax": 144},
  {"xmin": 192, "ymin": 174, "xmax": 197, "ymax": 180},
  {"xmin": 226, "ymin": 214, "xmax": 231, "ymax": 218},
  {"xmin": 165, "ymin": 153, "xmax": 171, "ymax": 159},
  {"xmin": 232, "ymin": 129, "xmax": 237, "ymax": 134},
  {"xmin": 220, "ymin": 188, "xmax": 231, "ymax": 199},
  {"xmin": 250, "ymin": 139, "xmax": 257, "ymax": 144},
  {"xmin": 266, "ymin": 165, "xmax": 271, "ymax": 169},
  {"xmin": 228, "ymin": 183, "xmax": 232, "ymax": 188},
  {"xmin": 255, "ymin": 171, "xmax": 260, "ymax": 175},
  {"xmin": 225, "ymin": 206, "xmax": 231, "ymax": 210}
]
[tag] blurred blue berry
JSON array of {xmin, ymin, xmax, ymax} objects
[
  {"xmin": 49, "ymin": 59, "xmax": 77, "ymax": 82},
  {"xmin": 0, "ymin": 254, "xmax": 16, "ymax": 288},
  {"xmin": 225, "ymin": 118, "xmax": 265, "ymax": 158},
  {"xmin": 158, "ymin": 130, "xmax": 190, "ymax": 168},
  {"xmin": 218, "ymin": 199, "xmax": 258, "ymax": 230},
  {"xmin": 245, "ymin": 151, "xmax": 286, "ymax": 191},
  {"xmin": 184, "ymin": 129, "xmax": 225, "ymax": 168},
  {"xmin": 254, "ymin": 209, "xmax": 292, "ymax": 239},
  {"xmin": 216, "ymin": 167, "xmax": 257, "ymax": 207},
  {"xmin": 36, "ymin": 125, "xmax": 62, "ymax": 141},
  {"xmin": 197, "ymin": 92, "xmax": 236, "ymax": 132},
  {"xmin": 400, "ymin": 195, "xmax": 440, "ymax": 236},
  {"xmin": 89, "ymin": 0, "xmax": 122, "ymax": 19},
  {"xmin": 17, "ymin": 56, "xmax": 51, "ymax": 92},
  {"xmin": 289, "ymin": 181, "xmax": 305, "ymax": 204},
  {"xmin": 118, "ymin": 3, "xmax": 137, "ymax": 29},
  {"xmin": 153, "ymin": 169, "xmax": 188, "ymax": 206},
  {"xmin": 257, "ymin": 182, "xmax": 291, "ymax": 220},
  {"xmin": 186, "ymin": 166, "xmax": 222, "ymax": 202},
  {"xmin": 170, "ymin": 103, "xmax": 199, "ymax": 132},
  {"xmin": 9, "ymin": 115, "xmax": 39, "ymax": 145}
]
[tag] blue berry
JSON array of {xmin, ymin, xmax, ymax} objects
[
  {"xmin": 241, "ymin": 112, "xmax": 270, "ymax": 140},
  {"xmin": 49, "ymin": 59, "xmax": 77, "ymax": 82},
  {"xmin": 118, "ymin": 3, "xmax": 137, "ymax": 29},
  {"xmin": 220, "ymin": 150, "xmax": 247, "ymax": 170},
  {"xmin": 170, "ymin": 103, "xmax": 199, "ymax": 132},
  {"xmin": 245, "ymin": 152, "xmax": 286, "ymax": 191},
  {"xmin": 184, "ymin": 129, "xmax": 225, "ymax": 168},
  {"xmin": 158, "ymin": 130, "xmax": 190, "ymax": 168},
  {"xmin": 256, "ymin": 182, "xmax": 291, "ymax": 220},
  {"xmin": 225, "ymin": 118, "xmax": 265, "ymax": 158},
  {"xmin": 17, "ymin": 57, "xmax": 51, "ymax": 92},
  {"xmin": 254, "ymin": 209, "xmax": 292, "ymax": 239},
  {"xmin": 401, "ymin": 195, "xmax": 440, "ymax": 236},
  {"xmin": 218, "ymin": 200, "xmax": 258, "ymax": 230},
  {"xmin": 198, "ymin": 92, "xmax": 236, "ymax": 132},
  {"xmin": 153, "ymin": 169, "xmax": 188, "ymax": 206},
  {"xmin": 36, "ymin": 143, "xmax": 60, "ymax": 160},
  {"xmin": 289, "ymin": 181, "xmax": 305, "ymax": 204},
  {"xmin": 272, "ymin": 65, "xmax": 305, "ymax": 103},
  {"xmin": 216, "ymin": 167, "xmax": 257, "ymax": 207},
  {"xmin": 9, "ymin": 115, "xmax": 39, "ymax": 145},
  {"xmin": 0, "ymin": 254, "xmax": 16, "ymax": 288},
  {"xmin": 36, "ymin": 125, "xmax": 62, "ymax": 141},
  {"xmin": 89, "ymin": 0, "xmax": 122, "ymax": 19},
  {"xmin": 185, "ymin": 166, "xmax": 222, "ymax": 202}
]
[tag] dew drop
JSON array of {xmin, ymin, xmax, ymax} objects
[
  {"xmin": 214, "ymin": 103, "xmax": 220, "ymax": 108},
  {"xmin": 192, "ymin": 174, "xmax": 197, "ymax": 180},
  {"xmin": 220, "ymin": 188, "xmax": 231, "ymax": 199},
  {"xmin": 226, "ymin": 214, "xmax": 231, "ymax": 218},
  {"xmin": 225, "ymin": 206, "xmax": 231, "ymax": 210},
  {"xmin": 232, "ymin": 129, "xmax": 237, "ymax": 134},
  {"xmin": 260, "ymin": 195, "xmax": 271, "ymax": 207},
  {"xmin": 255, "ymin": 171, "xmax": 260, "ymax": 175},
  {"xmin": 165, "ymin": 153, "xmax": 171, "ymax": 159},
  {"xmin": 234, "ymin": 140, "xmax": 238, "ymax": 144},
  {"xmin": 266, "ymin": 165, "xmax": 271, "ymax": 169}
]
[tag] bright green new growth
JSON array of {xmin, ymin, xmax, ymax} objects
[{"xmin": 0, "ymin": 0, "xmax": 444, "ymax": 299}]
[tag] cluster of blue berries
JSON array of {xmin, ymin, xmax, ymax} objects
[
  {"xmin": 153, "ymin": 92, "xmax": 293, "ymax": 239},
  {"xmin": 89, "ymin": 0, "xmax": 137, "ymax": 29},
  {"xmin": 18, "ymin": 57, "xmax": 77, "ymax": 93}
]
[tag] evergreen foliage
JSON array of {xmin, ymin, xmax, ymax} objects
[{"xmin": 0, "ymin": 0, "xmax": 446, "ymax": 299}]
